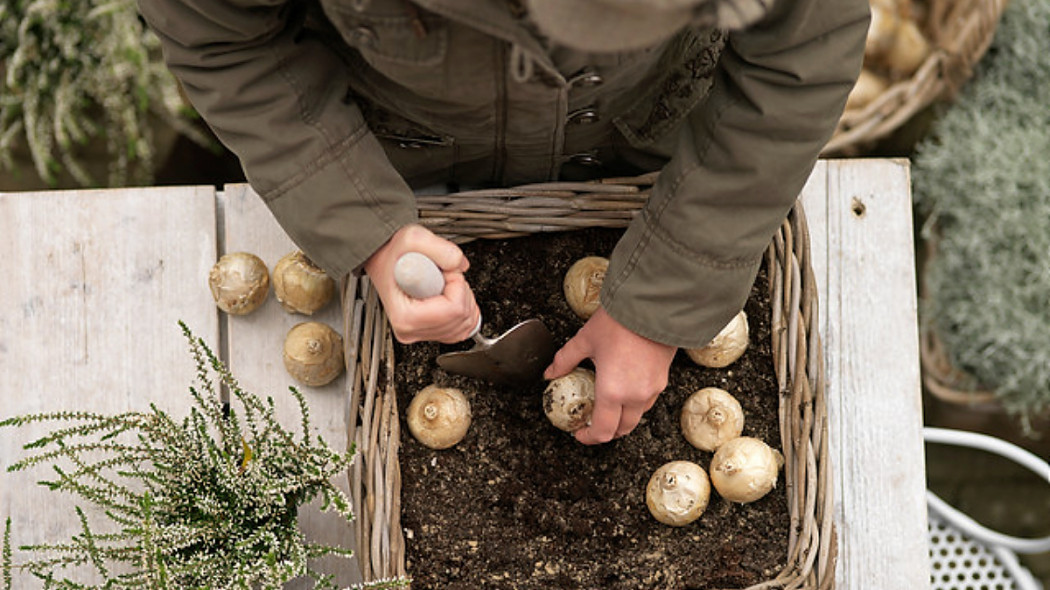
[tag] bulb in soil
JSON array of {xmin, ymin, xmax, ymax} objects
[
  {"xmin": 680, "ymin": 387, "xmax": 745, "ymax": 452},
  {"xmin": 686, "ymin": 310, "xmax": 749, "ymax": 368},
  {"xmin": 407, "ymin": 385, "xmax": 472, "ymax": 449},
  {"xmin": 563, "ymin": 256, "xmax": 608, "ymax": 320},
  {"xmin": 646, "ymin": 460, "xmax": 711, "ymax": 526},
  {"xmin": 710, "ymin": 436, "xmax": 784, "ymax": 503}
]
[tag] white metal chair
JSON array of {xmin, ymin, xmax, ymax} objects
[{"xmin": 925, "ymin": 427, "xmax": 1050, "ymax": 590}]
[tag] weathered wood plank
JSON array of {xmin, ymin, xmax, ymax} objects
[
  {"xmin": 0, "ymin": 186, "xmax": 220, "ymax": 582},
  {"xmin": 0, "ymin": 161, "xmax": 931, "ymax": 589},
  {"xmin": 802, "ymin": 159, "xmax": 930, "ymax": 589},
  {"xmin": 218, "ymin": 184, "xmax": 359, "ymax": 588}
]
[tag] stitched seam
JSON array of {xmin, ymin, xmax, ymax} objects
[
  {"xmin": 612, "ymin": 29, "xmax": 725, "ymax": 146},
  {"xmin": 603, "ymin": 215, "xmax": 653, "ymax": 300},
  {"xmin": 344, "ymin": 15, "xmax": 448, "ymax": 67},
  {"xmin": 270, "ymin": 42, "xmax": 323, "ymax": 131},
  {"xmin": 337, "ymin": 147, "xmax": 401, "ymax": 231},
  {"xmin": 357, "ymin": 33, "xmax": 448, "ymax": 66},
  {"xmin": 648, "ymin": 217, "xmax": 763, "ymax": 270},
  {"xmin": 651, "ymin": 90, "xmax": 759, "ymax": 270},
  {"xmin": 418, "ymin": 2, "xmax": 517, "ymax": 41},
  {"xmin": 663, "ymin": 78, "xmax": 735, "ymax": 203},
  {"xmin": 550, "ymin": 86, "xmax": 567, "ymax": 179},
  {"xmin": 415, "ymin": 0, "xmax": 561, "ymax": 80},
  {"xmin": 605, "ymin": 82, "xmax": 738, "ymax": 299},
  {"xmin": 265, "ymin": 22, "xmax": 400, "ymax": 231},
  {"xmin": 259, "ymin": 125, "xmax": 368, "ymax": 202}
]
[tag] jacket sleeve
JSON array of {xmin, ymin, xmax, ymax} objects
[
  {"xmin": 600, "ymin": 0, "xmax": 869, "ymax": 349},
  {"xmin": 137, "ymin": 0, "xmax": 418, "ymax": 279}
]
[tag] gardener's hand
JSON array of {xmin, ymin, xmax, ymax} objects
[
  {"xmin": 544, "ymin": 308, "xmax": 678, "ymax": 445},
  {"xmin": 364, "ymin": 224, "xmax": 480, "ymax": 344}
]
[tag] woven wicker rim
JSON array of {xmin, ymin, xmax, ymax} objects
[
  {"xmin": 920, "ymin": 328, "xmax": 997, "ymax": 405},
  {"xmin": 823, "ymin": 0, "xmax": 1008, "ymax": 156},
  {"xmin": 341, "ymin": 176, "xmax": 834, "ymax": 589},
  {"xmin": 917, "ymin": 233, "xmax": 998, "ymax": 406}
]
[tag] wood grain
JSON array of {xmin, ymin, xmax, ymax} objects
[
  {"xmin": 0, "ymin": 161, "xmax": 931, "ymax": 589},
  {"xmin": 219, "ymin": 184, "xmax": 359, "ymax": 588},
  {"xmin": 801, "ymin": 159, "xmax": 931, "ymax": 589},
  {"xmin": 0, "ymin": 186, "xmax": 219, "ymax": 582}
]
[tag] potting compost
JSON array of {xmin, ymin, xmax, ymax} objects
[{"xmin": 395, "ymin": 228, "xmax": 787, "ymax": 589}]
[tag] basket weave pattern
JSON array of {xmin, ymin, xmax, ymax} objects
[
  {"xmin": 920, "ymin": 329, "xmax": 997, "ymax": 406},
  {"xmin": 340, "ymin": 177, "xmax": 835, "ymax": 588},
  {"xmin": 824, "ymin": 0, "xmax": 1008, "ymax": 156},
  {"xmin": 918, "ymin": 236, "xmax": 997, "ymax": 406}
]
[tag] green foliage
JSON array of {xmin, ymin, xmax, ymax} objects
[
  {"xmin": 0, "ymin": 0, "xmax": 206, "ymax": 187},
  {"xmin": 912, "ymin": 0, "xmax": 1050, "ymax": 425},
  {"xmin": 2, "ymin": 519, "xmax": 10, "ymax": 590},
  {"xmin": 0, "ymin": 322, "xmax": 408, "ymax": 590}
]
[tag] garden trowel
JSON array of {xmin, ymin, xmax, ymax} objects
[{"xmin": 393, "ymin": 252, "xmax": 557, "ymax": 384}]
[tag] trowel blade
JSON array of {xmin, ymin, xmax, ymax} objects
[{"xmin": 437, "ymin": 319, "xmax": 558, "ymax": 384}]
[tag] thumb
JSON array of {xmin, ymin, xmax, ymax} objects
[
  {"xmin": 544, "ymin": 334, "xmax": 589, "ymax": 380},
  {"xmin": 419, "ymin": 234, "xmax": 469, "ymax": 274},
  {"xmin": 395, "ymin": 224, "xmax": 469, "ymax": 274}
]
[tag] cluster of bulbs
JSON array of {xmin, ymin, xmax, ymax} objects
[
  {"xmin": 845, "ymin": 0, "xmax": 933, "ymax": 112},
  {"xmin": 402, "ymin": 253, "xmax": 783, "ymax": 528},
  {"xmin": 207, "ymin": 251, "xmax": 344, "ymax": 387}
]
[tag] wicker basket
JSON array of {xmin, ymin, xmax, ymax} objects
[
  {"xmin": 340, "ymin": 176, "xmax": 835, "ymax": 589},
  {"xmin": 917, "ymin": 231, "xmax": 1050, "ymax": 457},
  {"xmin": 916, "ymin": 232, "xmax": 997, "ymax": 406},
  {"xmin": 920, "ymin": 328, "xmax": 997, "ymax": 406},
  {"xmin": 823, "ymin": 0, "xmax": 1008, "ymax": 156}
]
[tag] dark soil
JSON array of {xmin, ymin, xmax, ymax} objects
[{"xmin": 394, "ymin": 228, "xmax": 787, "ymax": 590}]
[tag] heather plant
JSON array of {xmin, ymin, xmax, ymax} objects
[
  {"xmin": 912, "ymin": 0, "xmax": 1050, "ymax": 427},
  {"xmin": 0, "ymin": 322, "xmax": 407, "ymax": 589},
  {"xmin": 0, "ymin": 0, "xmax": 207, "ymax": 187}
]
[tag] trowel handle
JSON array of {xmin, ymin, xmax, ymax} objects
[
  {"xmin": 394, "ymin": 252, "xmax": 446, "ymax": 299},
  {"xmin": 394, "ymin": 252, "xmax": 484, "ymax": 339}
]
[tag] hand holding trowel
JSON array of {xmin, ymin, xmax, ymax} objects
[{"xmin": 394, "ymin": 252, "xmax": 557, "ymax": 384}]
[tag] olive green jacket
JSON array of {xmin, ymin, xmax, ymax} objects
[{"xmin": 139, "ymin": 0, "xmax": 868, "ymax": 348}]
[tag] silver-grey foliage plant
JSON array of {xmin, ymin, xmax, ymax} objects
[
  {"xmin": 0, "ymin": 0, "xmax": 206, "ymax": 187},
  {"xmin": 1, "ymin": 322, "xmax": 407, "ymax": 590},
  {"xmin": 912, "ymin": 0, "xmax": 1050, "ymax": 428}
]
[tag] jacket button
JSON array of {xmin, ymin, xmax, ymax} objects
[
  {"xmin": 568, "ymin": 68, "xmax": 604, "ymax": 88},
  {"xmin": 567, "ymin": 108, "xmax": 600, "ymax": 125},
  {"xmin": 568, "ymin": 153, "xmax": 603, "ymax": 167},
  {"xmin": 348, "ymin": 26, "xmax": 378, "ymax": 49}
]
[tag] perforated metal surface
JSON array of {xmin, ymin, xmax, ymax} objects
[{"xmin": 929, "ymin": 512, "xmax": 1035, "ymax": 590}]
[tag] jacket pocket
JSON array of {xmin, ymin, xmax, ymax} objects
[
  {"xmin": 612, "ymin": 28, "xmax": 726, "ymax": 148},
  {"xmin": 322, "ymin": 0, "xmax": 448, "ymax": 67},
  {"xmin": 355, "ymin": 95, "xmax": 456, "ymax": 184}
]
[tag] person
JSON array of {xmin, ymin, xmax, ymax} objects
[{"xmin": 138, "ymin": 0, "xmax": 868, "ymax": 445}]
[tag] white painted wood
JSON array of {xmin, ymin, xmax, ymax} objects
[
  {"xmin": 0, "ymin": 163, "xmax": 931, "ymax": 589},
  {"xmin": 219, "ymin": 184, "xmax": 359, "ymax": 588},
  {"xmin": 0, "ymin": 186, "xmax": 220, "ymax": 583},
  {"xmin": 802, "ymin": 159, "xmax": 931, "ymax": 589}
]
